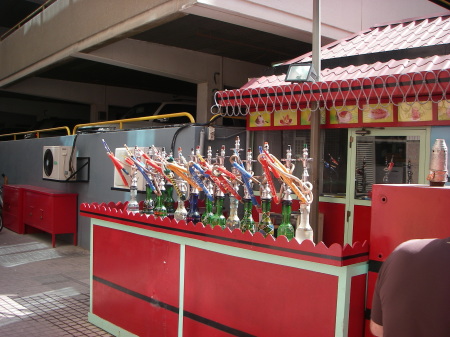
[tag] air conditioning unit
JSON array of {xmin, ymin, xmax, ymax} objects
[{"xmin": 43, "ymin": 146, "xmax": 77, "ymax": 181}]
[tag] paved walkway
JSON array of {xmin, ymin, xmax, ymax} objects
[{"xmin": 0, "ymin": 228, "xmax": 112, "ymax": 337}]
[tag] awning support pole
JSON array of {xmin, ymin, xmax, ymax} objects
[{"xmin": 310, "ymin": 0, "xmax": 321, "ymax": 243}]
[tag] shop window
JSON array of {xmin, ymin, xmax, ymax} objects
[
  {"xmin": 254, "ymin": 129, "xmax": 349, "ymax": 198},
  {"xmin": 321, "ymin": 129, "xmax": 348, "ymax": 197},
  {"xmin": 355, "ymin": 135, "xmax": 420, "ymax": 200}
]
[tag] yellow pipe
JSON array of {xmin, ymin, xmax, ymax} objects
[
  {"xmin": 0, "ymin": 126, "xmax": 71, "ymax": 139},
  {"xmin": 209, "ymin": 115, "xmax": 246, "ymax": 122},
  {"xmin": 0, "ymin": 112, "xmax": 196, "ymax": 140},
  {"xmin": 72, "ymin": 112, "xmax": 195, "ymax": 135}
]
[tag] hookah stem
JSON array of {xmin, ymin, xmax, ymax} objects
[
  {"xmin": 167, "ymin": 171, "xmax": 186, "ymax": 201},
  {"xmin": 125, "ymin": 156, "xmax": 158, "ymax": 193},
  {"xmin": 102, "ymin": 139, "xmax": 129, "ymax": 186},
  {"xmin": 197, "ymin": 155, "xmax": 228, "ymax": 195},
  {"xmin": 215, "ymin": 165, "xmax": 243, "ymax": 184},
  {"xmin": 264, "ymin": 152, "xmax": 312, "ymax": 204},
  {"xmin": 215, "ymin": 172, "xmax": 242, "ymax": 201},
  {"xmin": 231, "ymin": 159, "xmax": 259, "ymax": 207},
  {"xmin": 258, "ymin": 152, "xmax": 280, "ymax": 204},
  {"xmin": 188, "ymin": 163, "xmax": 214, "ymax": 201},
  {"xmin": 144, "ymin": 154, "xmax": 172, "ymax": 182},
  {"xmin": 124, "ymin": 145, "xmax": 158, "ymax": 192},
  {"xmin": 166, "ymin": 162, "xmax": 202, "ymax": 191}
]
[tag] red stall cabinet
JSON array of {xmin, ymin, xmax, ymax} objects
[
  {"xmin": 2, "ymin": 185, "xmax": 26, "ymax": 234},
  {"xmin": 82, "ymin": 202, "xmax": 369, "ymax": 337},
  {"xmin": 364, "ymin": 184, "xmax": 450, "ymax": 336},
  {"xmin": 22, "ymin": 186, "xmax": 78, "ymax": 247},
  {"xmin": 2, "ymin": 185, "xmax": 77, "ymax": 247}
]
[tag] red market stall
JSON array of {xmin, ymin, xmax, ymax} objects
[
  {"xmin": 209, "ymin": 14, "xmax": 450, "ymax": 336},
  {"xmin": 82, "ymin": 14, "xmax": 450, "ymax": 337},
  {"xmin": 81, "ymin": 201, "xmax": 369, "ymax": 337}
]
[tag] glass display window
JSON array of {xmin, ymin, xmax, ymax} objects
[{"xmin": 354, "ymin": 133, "xmax": 425, "ymax": 200}]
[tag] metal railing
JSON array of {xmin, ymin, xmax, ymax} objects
[
  {"xmin": 0, "ymin": 127, "xmax": 71, "ymax": 140},
  {"xmin": 72, "ymin": 112, "xmax": 195, "ymax": 134},
  {"xmin": 0, "ymin": 0, "xmax": 59, "ymax": 41},
  {"xmin": 0, "ymin": 112, "xmax": 196, "ymax": 140}
]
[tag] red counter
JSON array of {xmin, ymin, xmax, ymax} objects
[{"xmin": 81, "ymin": 202, "xmax": 368, "ymax": 337}]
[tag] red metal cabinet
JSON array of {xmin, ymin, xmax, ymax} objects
[
  {"xmin": 370, "ymin": 184, "xmax": 450, "ymax": 262},
  {"xmin": 365, "ymin": 184, "xmax": 450, "ymax": 336},
  {"xmin": 2, "ymin": 185, "xmax": 26, "ymax": 233},
  {"xmin": 22, "ymin": 186, "xmax": 78, "ymax": 247}
]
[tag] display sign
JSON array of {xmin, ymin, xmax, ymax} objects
[
  {"xmin": 330, "ymin": 105, "xmax": 359, "ymax": 124},
  {"xmin": 362, "ymin": 104, "xmax": 393, "ymax": 123},
  {"xmin": 274, "ymin": 109, "xmax": 297, "ymax": 126},
  {"xmin": 438, "ymin": 100, "xmax": 450, "ymax": 121},
  {"xmin": 249, "ymin": 111, "xmax": 271, "ymax": 127},
  {"xmin": 398, "ymin": 101, "xmax": 432, "ymax": 122},
  {"xmin": 246, "ymin": 100, "xmax": 450, "ymax": 130}
]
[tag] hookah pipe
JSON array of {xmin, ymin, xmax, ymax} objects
[
  {"xmin": 356, "ymin": 156, "xmax": 366, "ymax": 193},
  {"xmin": 188, "ymin": 161, "xmax": 214, "ymax": 202},
  {"xmin": 165, "ymin": 147, "xmax": 202, "ymax": 191},
  {"xmin": 277, "ymin": 144, "xmax": 314, "ymax": 241},
  {"xmin": 279, "ymin": 145, "xmax": 313, "ymax": 204},
  {"xmin": 200, "ymin": 145, "xmax": 242, "ymax": 202},
  {"xmin": 230, "ymin": 148, "xmax": 260, "ymax": 207},
  {"xmin": 189, "ymin": 147, "xmax": 217, "ymax": 203},
  {"xmin": 102, "ymin": 139, "xmax": 129, "ymax": 187},
  {"xmin": 407, "ymin": 159, "xmax": 413, "ymax": 184},
  {"xmin": 257, "ymin": 142, "xmax": 281, "ymax": 204},
  {"xmin": 323, "ymin": 153, "xmax": 338, "ymax": 189},
  {"xmin": 197, "ymin": 150, "xmax": 228, "ymax": 196},
  {"xmin": 383, "ymin": 155, "xmax": 395, "ymax": 183},
  {"xmin": 212, "ymin": 145, "xmax": 243, "ymax": 202},
  {"xmin": 259, "ymin": 143, "xmax": 313, "ymax": 205},
  {"xmin": 323, "ymin": 153, "xmax": 339, "ymax": 175},
  {"xmin": 124, "ymin": 145, "xmax": 159, "ymax": 195},
  {"xmin": 138, "ymin": 146, "xmax": 168, "ymax": 179},
  {"xmin": 329, "ymin": 154, "xmax": 339, "ymax": 171},
  {"xmin": 146, "ymin": 146, "xmax": 187, "ymax": 201}
]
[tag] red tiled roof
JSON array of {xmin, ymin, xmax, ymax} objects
[
  {"xmin": 241, "ymin": 14, "xmax": 450, "ymax": 90},
  {"xmin": 242, "ymin": 54, "xmax": 450, "ymax": 89},
  {"xmin": 288, "ymin": 14, "xmax": 450, "ymax": 64}
]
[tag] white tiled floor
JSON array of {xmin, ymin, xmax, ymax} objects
[{"xmin": 0, "ymin": 228, "xmax": 112, "ymax": 336}]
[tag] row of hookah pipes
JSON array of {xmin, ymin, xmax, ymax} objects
[{"xmin": 102, "ymin": 137, "xmax": 314, "ymax": 242}]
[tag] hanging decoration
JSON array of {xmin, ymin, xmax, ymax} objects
[{"xmin": 212, "ymin": 69, "xmax": 450, "ymax": 119}]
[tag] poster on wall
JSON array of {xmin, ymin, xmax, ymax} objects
[
  {"xmin": 362, "ymin": 103, "xmax": 393, "ymax": 123},
  {"xmin": 329, "ymin": 105, "xmax": 359, "ymax": 124},
  {"xmin": 398, "ymin": 101, "xmax": 432, "ymax": 122},
  {"xmin": 438, "ymin": 100, "xmax": 450, "ymax": 121},
  {"xmin": 274, "ymin": 109, "xmax": 298, "ymax": 127},
  {"xmin": 301, "ymin": 107, "xmax": 326, "ymax": 125},
  {"xmin": 249, "ymin": 111, "xmax": 271, "ymax": 127}
]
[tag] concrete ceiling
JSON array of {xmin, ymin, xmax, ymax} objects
[
  {"xmin": 36, "ymin": 15, "xmax": 310, "ymax": 96},
  {"xmin": 0, "ymin": 1, "xmax": 312, "ymax": 132},
  {"xmin": 0, "ymin": 2, "xmax": 311, "ymax": 97}
]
